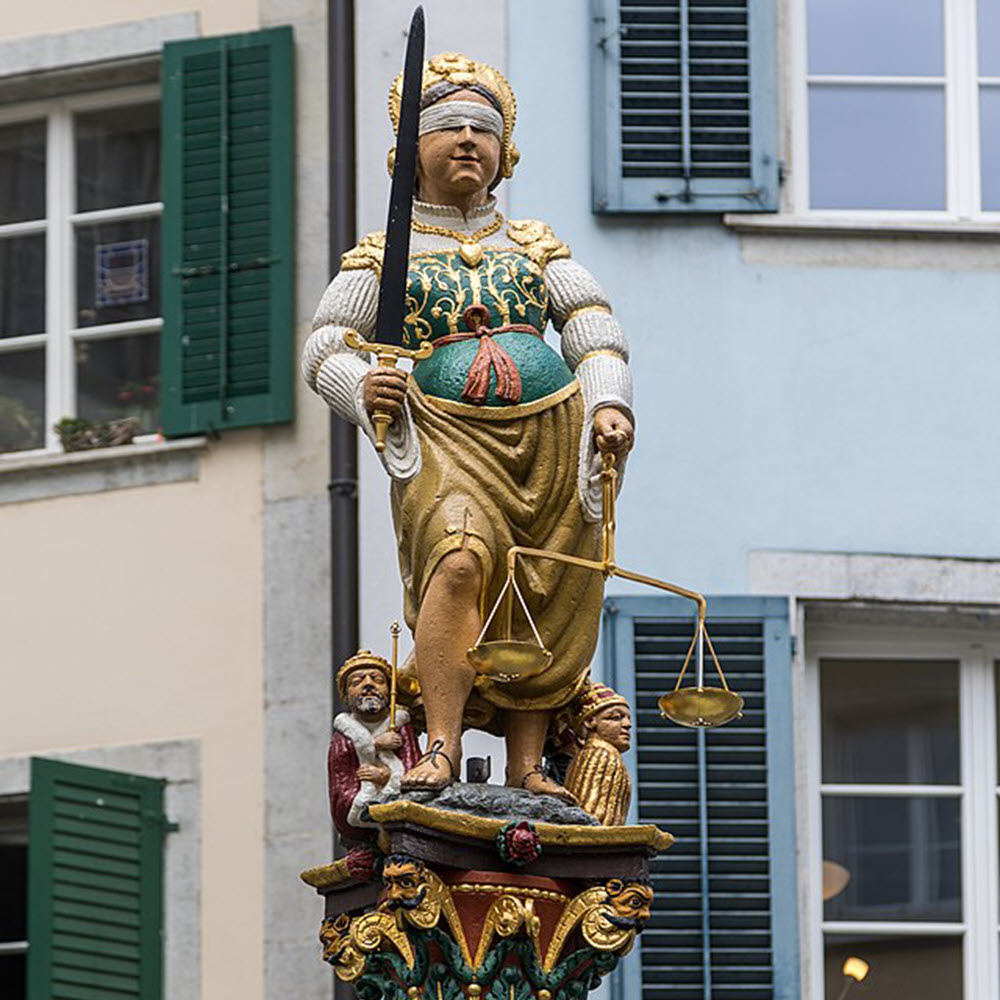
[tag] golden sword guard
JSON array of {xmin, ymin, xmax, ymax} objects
[{"xmin": 343, "ymin": 330, "xmax": 433, "ymax": 452}]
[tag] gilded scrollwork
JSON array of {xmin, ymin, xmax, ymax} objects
[
  {"xmin": 542, "ymin": 878, "xmax": 654, "ymax": 972},
  {"xmin": 506, "ymin": 219, "xmax": 572, "ymax": 270},
  {"xmin": 340, "ymin": 231, "xmax": 386, "ymax": 275},
  {"xmin": 317, "ymin": 870, "xmax": 652, "ymax": 994},
  {"xmin": 401, "ymin": 249, "xmax": 548, "ymax": 347}
]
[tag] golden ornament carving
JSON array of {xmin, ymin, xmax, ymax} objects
[
  {"xmin": 340, "ymin": 231, "xmax": 386, "ymax": 275},
  {"xmin": 506, "ymin": 219, "xmax": 571, "ymax": 270}
]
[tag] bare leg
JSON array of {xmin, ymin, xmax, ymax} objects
[
  {"xmin": 505, "ymin": 709, "xmax": 578, "ymax": 804},
  {"xmin": 402, "ymin": 548, "xmax": 481, "ymax": 790}
]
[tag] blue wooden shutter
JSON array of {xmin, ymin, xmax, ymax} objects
[
  {"xmin": 603, "ymin": 595, "xmax": 798, "ymax": 1000},
  {"xmin": 591, "ymin": 0, "xmax": 779, "ymax": 212},
  {"xmin": 160, "ymin": 27, "xmax": 295, "ymax": 436},
  {"xmin": 26, "ymin": 758, "xmax": 168, "ymax": 1000}
]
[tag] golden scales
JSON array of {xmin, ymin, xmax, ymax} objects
[{"xmin": 467, "ymin": 452, "xmax": 744, "ymax": 729}]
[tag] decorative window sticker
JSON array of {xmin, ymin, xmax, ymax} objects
[{"xmin": 96, "ymin": 238, "xmax": 149, "ymax": 307}]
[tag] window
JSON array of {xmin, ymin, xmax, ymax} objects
[
  {"xmin": 26, "ymin": 757, "xmax": 169, "ymax": 1000},
  {"xmin": 0, "ymin": 798, "xmax": 28, "ymax": 996},
  {"xmin": 808, "ymin": 631, "xmax": 1000, "ymax": 1000},
  {"xmin": 590, "ymin": 0, "xmax": 780, "ymax": 213},
  {"xmin": 799, "ymin": 0, "xmax": 1000, "ymax": 217},
  {"xmin": 603, "ymin": 596, "xmax": 798, "ymax": 1000},
  {"xmin": 0, "ymin": 24, "xmax": 296, "ymax": 455},
  {"xmin": 0, "ymin": 88, "xmax": 162, "ymax": 454}
]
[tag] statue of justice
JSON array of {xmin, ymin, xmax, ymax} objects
[
  {"xmin": 299, "ymin": 15, "xmax": 746, "ymax": 995},
  {"xmin": 303, "ymin": 51, "xmax": 636, "ymax": 803}
]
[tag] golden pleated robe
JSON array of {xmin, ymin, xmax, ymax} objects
[
  {"xmin": 392, "ymin": 381, "xmax": 603, "ymax": 716},
  {"xmin": 564, "ymin": 736, "xmax": 631, "ymax": 826}
]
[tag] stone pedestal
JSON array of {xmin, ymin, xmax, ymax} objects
[{"xmin": 301, "ymin": 790, "xmax": 672, "ymax": 999}]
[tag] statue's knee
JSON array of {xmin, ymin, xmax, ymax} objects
[{"xmin": 435, "ymin": 550, "xmax": 482, "ymax": 601}]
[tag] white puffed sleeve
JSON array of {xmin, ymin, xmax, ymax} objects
[
  {"xmin": 544, "ymin": 257, "xmax": 634, "ymax": 521},
  {"xmin": 302, "ymin": 267, "xmax": 420, "ymax": 483}
]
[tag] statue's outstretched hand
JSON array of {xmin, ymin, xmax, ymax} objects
[
  {"xmin": 362, "ymin": 367, "xmax": 408, "ymax": 420},
  {"xmin": 593, "ymin": 406, "xmax": 634, "ymax": 459},
  {"xmin": 374, "ymin": 730, "xmax": 403, "ymax": 753}
]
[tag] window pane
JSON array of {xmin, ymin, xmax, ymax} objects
[
  {"xmin": 821, "ymin": 659, "xmax": 958, "ymax": 784},
  {"xmin": 0, "ymin": 120, "xmax": 45, "ymax": 224},
  {"xmin": 75, "ymin": 218, "xmax": 159, "ymax": 328},
  {"xmin": 809, "ymin": 85, "xmax": 946, "ymax": 210},
  {"xmin": 0, "ymin": 348, "xmax": 45, "ymax": 451},
  {"xmin": 75, "ymin": 103, "xmax": 160, "ymax": 212},
  {"xmin": 808, "ymin": 0, "xmax": 944, "ymax": 76},
  {"xmin": 825, "ymin": 934, "xmax": 961, "ymax": 999},
  {"xmin": 980, "ymin": 0, "xmax": 1000, "ymax": 76},
  {"xmin": 0, "ymin": 234, "xmax": 45, "ymax": 338},
  {"xmin": 823, "ymin": 796, "xmax": 961, "ymax": 922},
  {"xmin": 980, "ymin": 86, "xmax": 1000, "ymax": 211},
  {"xmin": 76, "ymin": 334, "xmax": 159, "ymax": 433}
]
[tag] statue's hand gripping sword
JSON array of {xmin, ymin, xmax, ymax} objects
[{"xmin": 344, "ymin": 6, "xmax": 431, "ymax": 452}]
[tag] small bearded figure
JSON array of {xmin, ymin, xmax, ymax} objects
[
  {"xmin": 564, "ymin": 682, "xmax": 633, "ymax": 827},
  {"xmin": 328, "ymin": 652, "xmax": 421, "ymax": 845}
]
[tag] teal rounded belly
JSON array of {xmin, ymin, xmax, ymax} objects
[{"xmin": 413, "ymin": 332, "xmax": 573, "ymax": 406}]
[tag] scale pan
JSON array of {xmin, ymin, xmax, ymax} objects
[
  {"xmin": 466, "ymin": 641, "xmax": 553, "ymax": 682},
  {"xmin": 658, "ymin": 687, "xmax": 744, "ymax": 728}
]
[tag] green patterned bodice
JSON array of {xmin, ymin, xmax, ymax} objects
[{"xmin": 404, "ymin": 248, "xmax": 573, "ymax": 406}]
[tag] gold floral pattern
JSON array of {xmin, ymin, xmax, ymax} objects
[{"xmin": 402, "ymin": 249, "xmax": 548, "ymax": 346}]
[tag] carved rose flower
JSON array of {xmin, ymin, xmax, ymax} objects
[{"xmin": 496, "ymin": 820, "xmax": 542, "ymax": 866}]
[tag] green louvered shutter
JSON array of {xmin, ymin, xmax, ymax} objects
[
  {"xmin": 591, "ymin": 0, "xmax": 779, "ymax": 212},
  {"xmin": 27, "ymin": 758, "xmax": 167, "ymax": 1000},
  {"xmin": 603, "ymin": 596, "xmax": 798, "ymax": 1000},
  {"xmin": 160, "ymin": 26, "xmax": 295, "ymax": 435}
]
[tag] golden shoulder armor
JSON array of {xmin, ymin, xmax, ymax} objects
[
  {"xmin": 506, "ymin": 219, "xmax": 571, "ymax": 270},
  {"xmin": 340, "ymin": 231, "xmax": 386, "ymax": 274}
]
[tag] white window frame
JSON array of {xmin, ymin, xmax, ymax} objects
[
  {"xmin": 788, "ymin": 0, "xmax": 1000, "ymax": 223},
  {"xmin": 805, "ymin": 625, "xmax": 1000, "ymax": 1000},
  {"xmin": 0, "ymin": 83, "xmax": 162, "ymax": 455}
]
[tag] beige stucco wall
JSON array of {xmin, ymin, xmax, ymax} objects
[
  {"xmin": 0, "ymin": 434, "xmax": 267, "ymax": 999},
  {"xmin": 0, "ymin": 1, "xmax": 259, "ymax": 40}
]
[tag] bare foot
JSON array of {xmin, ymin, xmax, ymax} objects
[
  {"xmin": 516, "ymin": 768, "xmax": 579, "ymax": 806},
  {"xmin": 401, "ymin": 739, "xmax": 458, "ymax": 791}
]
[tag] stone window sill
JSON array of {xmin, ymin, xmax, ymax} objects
[
  {"xmin": 723, "ymin": 213, "xmax": 1000, "ymax": 238},
  {"xmin": 0, "ymin": 436, "xmax": 208, "ymax": 505}
]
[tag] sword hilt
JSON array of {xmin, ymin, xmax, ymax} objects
[{"xmin": 343, "ymin": 330, "xmax": 433, "ymax": 452}]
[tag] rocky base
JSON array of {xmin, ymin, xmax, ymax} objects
[{"xmin": 371, "ymin": 781, "xmax": 599, "ymax": 827}]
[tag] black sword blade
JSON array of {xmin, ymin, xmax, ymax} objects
[{"xmin": 374, "ymin": 6, "xmax": 425, "ymax": 347}]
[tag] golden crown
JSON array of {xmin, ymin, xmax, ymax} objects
[
  {"xmin": 335, "ymin": 650, "xmax": 392, "ymax": 700},
  {"xmin": 387, "ymin": 52, "xmax": 520, "ymax": 181}
]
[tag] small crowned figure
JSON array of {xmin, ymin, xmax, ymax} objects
[
  {"xmin": 328, "ymin": 651, "xmax": 422, "ymax": 845},
  {"xmin": 564, "ymin": 682, "xmax": 633, "ymax": 827}
]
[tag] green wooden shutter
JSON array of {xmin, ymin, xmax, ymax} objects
[
  {"xmin": 591, "ymin": 0, "xmax": 779, "ymax": 213},
  {"xmin": 27, "ymin": 758, "xmax": 168, "ymax": 1000},
  {"xmin": 160, "ymin": 26, "xmax": 295, "ymax": 435},
  {"xmin": 603, "ymin": 596, "xmax": 798, "ymax": 1000}
]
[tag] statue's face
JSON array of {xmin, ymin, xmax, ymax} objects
[
  {"xmin": 346, "ymin": 666, "xmax": 389, "ymax": 721},
  {"xmin": 382, "ymin": 858, "xmax": 428, "ymax": 910},
  {"xmin": 417, "ymin": 90, "xmax": 502, "ymax": 203},
  {"xmin": 604, "ymin": 879, "xmax": 653, "ymax": 929},
  {"xmin": 590, "ymin": 704, "xmax": 632, "ymax": 752}
]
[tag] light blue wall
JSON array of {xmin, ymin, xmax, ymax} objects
[{"xmin": 506, "ymin": 0, "xmax": 1000, "ymax": 596}]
